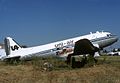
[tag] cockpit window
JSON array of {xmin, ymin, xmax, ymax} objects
[
  {"xmin": 107, "ymin": 34, "xmax": 110, "ymax": 37},
  {"xmin": 107, "ymin": 34, "xmax": 115, "ymax": 37}
]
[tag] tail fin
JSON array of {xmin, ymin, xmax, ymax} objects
[{"xmin": 4, "ymin": 37, "xmax": 22, "ymax": 56}]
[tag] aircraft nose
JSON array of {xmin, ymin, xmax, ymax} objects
[
  {"xmin": 114, "ymin": 36, "xmax": 119, "ymax": 42},
  {"xmin": 111, "ymin": 36, "xmax": 119, "ymax": 44},
  {"xmin": 101, "ymin": 36, "xmax": 119, "ymax": 48}
]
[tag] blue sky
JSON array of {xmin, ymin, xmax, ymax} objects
[{"xmin": 0, "ymin": 0, "xmax": 120, "ymax": 47}]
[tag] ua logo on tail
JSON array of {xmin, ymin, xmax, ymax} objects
[
  {"xmin": 4, "ymin": 37, "xmax": 22, "ymax": 55},
  {"xmin": 11, "ymin": 45, "xmax": 19, "ymax": 51}
]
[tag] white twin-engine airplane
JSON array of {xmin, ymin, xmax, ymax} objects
[{"xmin": 0, "ymin": 31, "xmax": 118, "ymax": 61}]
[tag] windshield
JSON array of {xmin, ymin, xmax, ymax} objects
[{"xmin": 107, "ymin": 34, "xmax": 116, "ymax": 37}]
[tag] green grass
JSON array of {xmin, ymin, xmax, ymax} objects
[{"xmin": 0, "ymin": 56, "xmax": 120, "ymax": 83}]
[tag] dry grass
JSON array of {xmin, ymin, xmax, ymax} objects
[{"xmin": 0, "ymin": 56, "xmax": 120, "ymax": 83}]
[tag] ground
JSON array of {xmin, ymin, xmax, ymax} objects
[{"xmin": 0, "ymin": 56, "xmax": 120, "ymax": 83}]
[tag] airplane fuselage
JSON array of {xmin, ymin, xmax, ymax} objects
[{"xmin": 3, "ymin": 31, "xmax": 118, "ymax": 60}]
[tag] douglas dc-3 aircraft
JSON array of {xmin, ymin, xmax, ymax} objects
[{"xmin": 0, "ymin": 31, "xmax": 118, "ymax": 61}]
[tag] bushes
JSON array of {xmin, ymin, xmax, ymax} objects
[
  {"xmin": 70, "ymin": 55, "xmax": 98, "ymax": 68},
  {"xmin": 28, "ymin": 56, "xmax": 71, "ymax": 71}
]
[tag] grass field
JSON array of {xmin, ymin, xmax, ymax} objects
[{"xmin": 0, "ymin": 56, "xmax": 120, "ymax": 83}]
